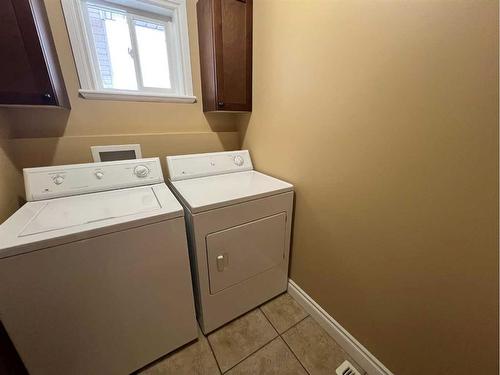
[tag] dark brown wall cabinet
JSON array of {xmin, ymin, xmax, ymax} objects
[
  {"xmin": 197, "ymin": 0, "xmax": 252, "ymax": 112},
  {"xmin": 0, "ymin": 0, "xmax": 69, "ymax": 108}
]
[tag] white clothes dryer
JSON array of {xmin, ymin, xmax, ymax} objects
[{"xmin": 167, "ymin": 150, "xmax": 294, "ymax": 333}]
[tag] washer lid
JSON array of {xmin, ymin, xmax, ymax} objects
[
  {"xmin": 170, "ymin": 170, "xmax": 293, "ymax": 213},
  {"xmin": 20, "ymin": 187, "xmax": 161, "ymax": 236},
  {"xmin": 0, "ymin": 184, "xmax": 183, "ymax": 259}
]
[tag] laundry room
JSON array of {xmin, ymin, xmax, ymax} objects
[{"xmin": 0, "ymin": 1, "xmax": 498, "ymax": 375}]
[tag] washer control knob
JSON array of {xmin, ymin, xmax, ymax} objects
[
  {"xmin": 233, "ymin": 155, "xmax": 244, "ymax": 166},
  {"xmin": 53, "ymin": 175, "xmax": 64, "ymax": 185},
  {"xmin": 95, "ymin": 171, "xmax": 104, "ymax": 179},
  {"xmin": 134, "ymin": 165, "xmax": 150, "ymax": 178}
]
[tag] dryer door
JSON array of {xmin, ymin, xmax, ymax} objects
[{"xmin": 206, "ymin": 213, "xmax": 287, "ymax": 294}]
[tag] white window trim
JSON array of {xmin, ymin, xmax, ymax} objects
[{"xmin": 61, "ymin": 0, "xmax": 195, "ymax": 103}]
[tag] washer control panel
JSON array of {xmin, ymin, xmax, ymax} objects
[
  {"xmin": 167, "ymin": 150, "xmax": 253, "ymax": 181},
  {"xmin": 24, "ymin": 158, "xmax": 163, "ymax": 201}
]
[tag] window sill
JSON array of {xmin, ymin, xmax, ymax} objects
[{"xmin": 79, "ymin": 89, "xmax": 197, "ymax": 103}]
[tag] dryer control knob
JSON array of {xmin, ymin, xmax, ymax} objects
[
  {"xmin": 134, "ymin": 165, "xmax": 150, "ymax": 178},
  {"xmin": 233, "ymin": 155, "xmax": 244, "ymax": 166},
  {"xmin": 53, "ymin": 175, "xmax": 64, "ymax": 185},
  {"xmin": 95, "ymin": 171, "xmax": 104, "ymax": 179}
]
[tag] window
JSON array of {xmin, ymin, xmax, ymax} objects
[{"xmin": 61, "ymin": 0, "xmax": 194, "ymax": 102}]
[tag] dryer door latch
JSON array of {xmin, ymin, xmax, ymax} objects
[{"xmin": 216, "ymin": 254, "xmax": 229, "ymax": 272}]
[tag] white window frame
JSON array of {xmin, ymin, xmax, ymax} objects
[{"xmin": 61, "ymin": 0, "xmax": 195, "ymax": 103}]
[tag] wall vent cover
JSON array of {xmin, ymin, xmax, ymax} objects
[{"xmin": 336, "ymin": 360, "xmax": 362, "ymax": 375}]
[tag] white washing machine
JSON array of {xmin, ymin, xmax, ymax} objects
[
  {"xmin": 166, "ymin": 150, "xmax": 294, "ymax": 333},
  {"xmin": 0, "ymin": 158, "xmax": 197, "ymax": 375}
]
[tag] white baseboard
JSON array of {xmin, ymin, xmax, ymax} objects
[{"xmin": 287, "ymin": 279, "xmax": 393, "ymax": 375}]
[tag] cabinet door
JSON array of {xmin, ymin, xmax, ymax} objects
[
  {"xmin": 0, "ymin": 0, "xmax": 68, "ymax": 107},
  {"xmin": 214, "ymin": 0, "xmax": 252, "ymax": 111},
  {"xmin": 206, "ymin": 213, "xmax": 286, "ymax": 294}
]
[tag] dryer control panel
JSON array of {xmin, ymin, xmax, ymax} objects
[
  {"xmin": 167, "ymin": 150, "xmax": 253, "ymax": 181},
  {"xmin": 24, "ymin": 158, "xmax": 164, "ymax": 201}
]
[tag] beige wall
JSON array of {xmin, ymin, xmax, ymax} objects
[
  {"xmin": 1, "ymin": 0, "xmax": 239, "ymax": 188},
  {"xmin": 0, "ymin": 114, "xmax": 23, "ymax": 223},
  {"xmin": 240, "ymin": 1, "xmax": 499, "ymax": 374}
]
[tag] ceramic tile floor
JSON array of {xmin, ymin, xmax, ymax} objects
[{"xmin": 138, "ymin": 292, "xmax": 366, "ymax": 375}]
